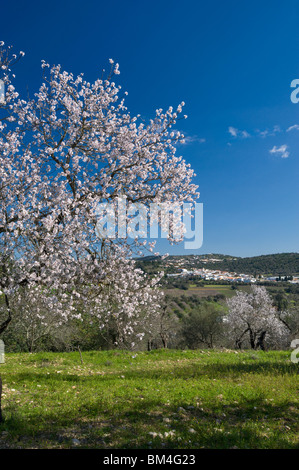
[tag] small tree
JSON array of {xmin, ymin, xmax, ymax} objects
[
  {"xmin": 226, "ymin": 286, "xmax": 289, "ymax": 350},
  {"xmin": 3, "ymin": 286, "xmax": 69, "ymax": 352},
  {"xmin": 148, "ymin": 301, "xmax": 180, "ymax": 350},
  {"xmin": 181, "ymin": 302, "xmax": 224, "ymax": 349}
]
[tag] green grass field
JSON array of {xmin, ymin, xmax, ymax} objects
[
  {"xmin": 165, "ymin": 284, "xmax": 252, "ymax": 299},
  {"xmin": 0, "ymin": 349, "xmax": 298, "ymax": 449}
]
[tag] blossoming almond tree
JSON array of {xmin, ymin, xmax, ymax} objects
[
  {"xmin": 0, "ymin": 42, "xmax": 199, "ymax": 420},
  {"xmin": 226, "ymin": 286, "xmax": 289, "ymax": 350}
]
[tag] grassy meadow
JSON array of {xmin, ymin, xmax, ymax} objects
[
  {"xmin": 0, "ymin": 349, "xmax": 298, "ymax": 449},
  {"xmin": 165, "ymin": 284, "xmax": 252, "ymax": 300}
]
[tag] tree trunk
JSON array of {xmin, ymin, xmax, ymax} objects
[
  {"xmin": 0, "ymin": 295, "xmax": 12, "ymax": 336},
  {"xmin": 249, "ymin": 329, "xmax": 255, "ymax": 349},
  {"xmin": 0, "ymin": 374, "xmax": 2, "ymax": 423},
  {"xmin": 236, "ymin": 328, "xmax": 250, "ymax": 349},
  {"xmin": 160, "ymin": 335, "xmax": 167, "ymax": 348},
  {"xmin": 256, "ymin": 331, "xmax": 266, "ymax": 351},
  {"xmin": 0, "ymin": 295, "xmax": 12, "ymax": 424},
  {"xmin": 78, "ymin": 346, "xmax": 84, "ymax": 364}
]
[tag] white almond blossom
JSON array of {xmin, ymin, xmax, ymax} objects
[
  {"xmin": 226, "ymin": 286, "xmax": 289, "ymax": 350},
  {"xmin": 0, "ymin": 42, "xmax": 199, "ymax": 343}
]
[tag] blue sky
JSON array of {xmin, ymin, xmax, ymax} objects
[{"xmin": 1, "ymin": 0, "xmax": 299, "ymax": 257}]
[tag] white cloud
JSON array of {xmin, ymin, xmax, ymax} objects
[
  {"xmin": 241, "ymin": 130, "xmax": 250, "ymax": 138},
  {"xmin": 287, "ymin": 124, "xmax": 299, "ymax": 132},
  {"xmin": 258, "ymin": 130, "xmax": 269, "ymax": 138},
  {"xmin": 273, "ymin": 125, "xmax": 281, "ymax": 133},
  {"xmin": 180, "ymin": 134, "xmax": 206, "ymax": 145},
  {"xmin": 228, "ymin": 127, "xmax": 250, "ymax": 138},
  {"xmin": 228, "ymin": 126, "xmax": 238, "ymax": 137},
  {"xmin": 256, "ymin": 125, "xmax": 281, "ymax": 138},
  {"xmin": 269, "ymin": 144, "xmax": 289, "ymax": 158}
]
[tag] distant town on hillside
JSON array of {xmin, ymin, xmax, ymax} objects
[{"xmin": 136, "ymin": 252, "xmax": 299, "ymax": 284}]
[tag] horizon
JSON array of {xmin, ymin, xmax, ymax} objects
[
  {"xmin": 137, "ymin": 251, "xmax": 299, "ymax": 259},
  {"xmin": 1, "ymin": 0, "xmax": 298, "ymax": 257}
]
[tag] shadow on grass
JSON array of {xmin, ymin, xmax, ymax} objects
[
  {"xmin": 198, "ymin": 361, "xmax": 298, "ymax": 376},
  {"xmin": 0, "ymin": 393, "xmax": 298, "ymax": 449},
  {"xmin": 0, "ymin": 355, "xmax": 298, "ymax": 449},
  {"xmin": 6, "ymin": 357, "xmax": 298, "ymax": 389}
]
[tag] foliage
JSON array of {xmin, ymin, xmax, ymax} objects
[
  {"xmin": 181, "ymin": 302, "xmax": 224, "ymax": 348},
  {"xmin": 226, "ymin": 286, "xmax": 290, "ymax": 350},
  {"xmin": 0, "ymin": 40, "xmax": 198, "ymax": 345}
]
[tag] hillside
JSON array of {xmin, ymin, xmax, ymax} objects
[{"xmin": 136, "ymin": 252, "xmax": 299, "ymax": 276}]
